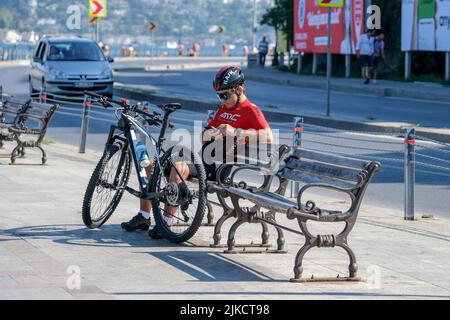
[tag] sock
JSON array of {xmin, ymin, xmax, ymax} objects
[
  {"xmin": 163, "ymin": 215, "xmax": 173, "ymax": 225},
  {"xmin": 139, "ymin": 210, "xmax": 150, "ymax": 219}
]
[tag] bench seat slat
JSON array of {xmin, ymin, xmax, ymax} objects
[
  {"xmin": 285, "ymin": 158, "xmax": 361, "ymax": 182},
  {"xmin": 227, "ymin": 187, "xmax": 296, "ymax": 213},
  {"xmin": 293, "ymin": 149, "xmax": 369, "ymax": 170}
]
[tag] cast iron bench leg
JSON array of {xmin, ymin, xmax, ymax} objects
[{"xmin": 210, "ymin": 208, "xmax": 235, "ymax": 247}]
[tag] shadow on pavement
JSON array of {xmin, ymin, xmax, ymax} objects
[
  {"xmin": 148, "ymin": 250, "xmax": 281, "ymax": 283},
  {"xmin": 0, "ymin": 224, "xmax": 189, "ymax": 249},
  {"xmin": 0, "ymin": 223, "xmax": 284, "ymax": 283}
]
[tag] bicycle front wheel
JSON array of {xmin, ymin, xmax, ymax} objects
[
  {"xmin": 150, "ymin": 146, "xmax": 207, "ymax": 243},
  {"xmin": 82, "ymin": 143, "xmax": 131, "ymax": 228}
]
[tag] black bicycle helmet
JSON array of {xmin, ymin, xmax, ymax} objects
[{"xmin": 213, "ymin": 66, "xmax": 245, "ymax": 91}]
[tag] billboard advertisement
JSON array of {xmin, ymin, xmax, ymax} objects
[
  {"xmin": 294, "ymin": 0, "xmax": 365, "ymax": 54},
  {"xmin": 402, "ymin": 0, "xmax": 450, "ymax": 52}
]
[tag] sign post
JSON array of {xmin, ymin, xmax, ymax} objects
[
  {"xmin": 88, "ymin": 0, "xmax": 107, "ymax": 42},
  {"xmin": 318, "ymin": 0, "xmax": 344, "ymax": 117},
  {"xmin": 148, "ymin": 21, "xmax": 157, "ymax": 63},
  {"xmin": 446, "ymin": 52, "xmax": 450, "ymax": 82}
]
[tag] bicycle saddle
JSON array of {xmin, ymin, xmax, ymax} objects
[{"xmin": 162, "ymin": 103, "xmax": 182, "ymax": 112}]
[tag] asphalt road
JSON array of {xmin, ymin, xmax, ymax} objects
[
  {"xmin": 112, "ymin": 59, "xmax": 450, "ymax": 129},
  {"xmin": 1, "ymin": 62, "xmax": 450, "ymax": 219}
]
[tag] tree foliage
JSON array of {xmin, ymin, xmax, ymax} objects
[{"xmin": 260, "ymin": 0, "xmax": 293, "ymax": 44}]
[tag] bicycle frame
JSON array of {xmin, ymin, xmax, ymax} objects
[{"xmin": 104, "ymin": 107, "xmax": 179, "ymax": 201}]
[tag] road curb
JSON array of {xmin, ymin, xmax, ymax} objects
[
  {"xmin": 114, "ymin": 84, "xmax": 450, "ymax": 143},
  {"xmin": 114, "ymin": 62, "xmax": 244, "ymax": 72},
  {"xmin": 0, "ymin": 60, "xmax": 30, "ymax": 67},
  {"xmin": 245, "ymin": 72, "xmax": 450, "ymax": 103}
]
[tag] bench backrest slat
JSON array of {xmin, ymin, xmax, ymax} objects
[
  {"xmin": 285, "ymin": 157, "xmax": 362, "ymax": 182},
  {"xmin": 281, "ymin": 169, "xmax": 357, "ymax": 189},
  {"xmin": 293, "ymin": 149, "xmax": 370, "ymax": 170}
]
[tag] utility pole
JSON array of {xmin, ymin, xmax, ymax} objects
[
  {"xmin": 252, "ymin": 0, "xmax": 258, "ymax": 52},
  {"xmin": 326, "ymin": 7, "xmax": 332, "ymax": 117}
]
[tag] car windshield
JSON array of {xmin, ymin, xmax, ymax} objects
[{"xmin": 47, "ymin": 41, "xmax": 105, "ymax": 61}]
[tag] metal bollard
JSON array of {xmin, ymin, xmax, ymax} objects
[
  {"xmin": 404, "ymin": 128, "xmax": 416, "ymax": 221},
  {"xmin": 297, "ymin": 54, "xmax": 303, "ymax": 74},
  {"xmin": 290, "ymin": 117, "xmax": 304, "ymax": 197},
  {"xmin": 79, "ymin": 96, "xmax": 92, "ymax": 154},
  {"xmin": 39, "ymin": 87, "xmax": 47, "ymax": 104},
  {"xmin": 206, "ymin": 110, "xmax": 215, "ymax": 126}
]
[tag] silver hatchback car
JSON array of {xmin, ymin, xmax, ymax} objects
[{"xmin": 29, "ymin": 37, "xmax": 114, "ymax": 98}]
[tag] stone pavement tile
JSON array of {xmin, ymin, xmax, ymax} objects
[
  {"xmin": 2, "ymin": 141, "xmax": 450, "ymax": 299},
  {"xmin": 0, "ymin": 288, "xmax": 74, "ymax": 300},
  {"xmin": 0, "ymin": 258, "xmax": 34, "ymax": 273},
  {"xmin": 0, "ymin": 276, "xmax": 17, "ymax": 287},
  {"xmin": 10, "ymin": 275, "xmax": 69, "ymax": 288}
]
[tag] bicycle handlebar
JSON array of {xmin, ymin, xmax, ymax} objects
[{"xmin": 84, "ymin": 91, "xmax": 174, "ymax": 128}]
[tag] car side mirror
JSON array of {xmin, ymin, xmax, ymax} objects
[
  {"xmin": 107, "ymin": 57, "xmax": 114, "ymax": 63},
  {"xmin": 33, "ymin": 57, "xmax": 42, "ymax": 64}
]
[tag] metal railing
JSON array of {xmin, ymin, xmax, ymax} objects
[{"xmin": 8, "ymin": 87, "xmax": 450, "ymax": 221}]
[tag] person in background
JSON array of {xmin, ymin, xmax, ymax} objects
[
  {"xmin": 101, "ymin": 44, "xmax": 110, "ymax": 58},
  {"xmin": 177, "ymin": 41, "xmax": 185, "ymax": 56},
  {"xmin": 258, "ymin": 36, "xmax": 269, "ymax": 66},
  {"xmin": 371, "ymin": 32, "xmax": 385, "ymax": 84},
  {"xmin": 193, "ymin": 42, "xmax": 201, "ymax": 57},
  {"xmin": 356, "ymin": 29, "xmax": 375, "ymax": 84},
  {"xmin": 243, "ymin": 45, "xmax": 249, "ymax": 58},
  {"xmin": 222, "ymin": 43, "xmax": 228, "ymax": 57}
]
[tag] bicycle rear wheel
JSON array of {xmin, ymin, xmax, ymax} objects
[
  {"xmin": 82, "ymin": 143, "xmax": 131, "ymax": 228},
  {"xmin": 150, "ymin": 146, "xmax": 207, "ymax": 243}
]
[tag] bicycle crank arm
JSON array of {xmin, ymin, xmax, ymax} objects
[
  {"xmin": 141, "ymin": 191, "xmax": 166, "ymax": 200},
  {"xmin": 124, "ymin": 186, "xmax": 165, "ymax": 200}
]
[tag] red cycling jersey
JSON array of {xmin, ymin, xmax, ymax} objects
[{"xmin": 208, "ymin": 98, "xmax": 269, "ymax": 130}]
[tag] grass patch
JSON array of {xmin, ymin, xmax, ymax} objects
[
  {"xmin": 421, "ymin": 214, "xmax": 434, "ymax": 219},
  {"xmin": 42, "ymin": 138, "xmax": 55, "ymax": 145}
]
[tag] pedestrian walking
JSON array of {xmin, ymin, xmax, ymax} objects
[
  {"xmin": 371, "ymin": 32, "xmax": 385, "ymax": 84},
  {"xmin": 258, "ymin": 36, "xmax": 269, "ymax": 66},
  {"xmin": 356, "ymin": 30, "xmax": 375, "ymax": 84}
]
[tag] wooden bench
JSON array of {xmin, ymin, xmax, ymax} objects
[
  {"xmin": 206, "ymin": 144, "xmax": 291, "ymax": 252},
  {"xmin": 222, "ymin": 148, "xmax": 381, "ymax": 282},
  {"xmin": 1, "ymin": 98, "xmax": 58, "ymax": 164}
]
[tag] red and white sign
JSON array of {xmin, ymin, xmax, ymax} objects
[
  {"xmin": 294, "ymin": 0, "xmax": 365, "ymax": 54},
  {"xmin": 89, "ymin": 0, "xmax": 107, "ymax": 18}
]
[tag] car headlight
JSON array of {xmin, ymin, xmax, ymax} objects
[
  {"xmin": 48, "ymin": 67, "xmax": 67, "ymax": 80},
  {"xmin": 99, "ymin": 68, "xmax": 113, "ymax": 80}
]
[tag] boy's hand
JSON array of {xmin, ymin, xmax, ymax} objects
[
  {"xmin": 217, "ymin": 124, "xmax": 237, "ymax": 138},
  {"xmin": 203, "ymin": 127, "xmax": 222, "ymax": 141}
]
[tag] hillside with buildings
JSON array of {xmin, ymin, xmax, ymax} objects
[{"xmin": 0, "ymin": 0, "xmax": 275, "ymax": 51}]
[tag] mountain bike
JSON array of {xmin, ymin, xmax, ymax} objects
[{"xmin": 81, "ymin": 91, "xmax": 207, "ymax": 243}]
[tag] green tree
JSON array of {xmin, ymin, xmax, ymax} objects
[{"xmin": 260, "ymin": 0, "xmax": 293, "ymax": 46}]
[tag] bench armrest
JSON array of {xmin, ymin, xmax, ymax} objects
[
  {"xmin": 229, "ymin": 145, "xmax": 291, "ymax": 192},
  {"xmin": 286, "ymin": 183, "xmax": 357, "ymax": 222}
]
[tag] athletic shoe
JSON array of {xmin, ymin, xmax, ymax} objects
[{"xmin": 121, "ymin": 214, "xmax": 150, "ymax": 232}]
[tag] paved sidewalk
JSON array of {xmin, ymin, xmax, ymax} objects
[
  {"xmin": 244, "ymin": 66, "xmax": 450, "ymax": 103},
  {"xmin": 1, "ymin": 141, "xmax": 450, "ymax": 300}
]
